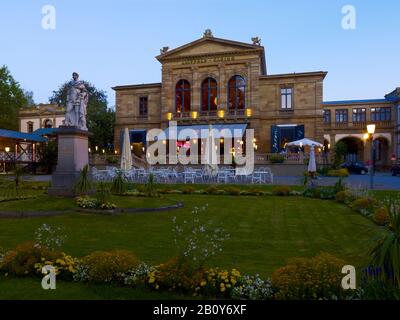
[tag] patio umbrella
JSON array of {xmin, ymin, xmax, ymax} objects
[
  {"xmin": 204, "ymin": 124, "xmax": 218, "ymax": 177},
  {"xmin": 286, "ymin": 138, "xmax": 323, "ymax": 148},
  {"xmin": 308, "ymin": 145, "xmax": 317, "ymax": 174},
  {"xmin": 120, "ymin": 127, "xmax": 133, "ymax": 171}
]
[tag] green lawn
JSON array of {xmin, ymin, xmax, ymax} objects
[{"xmin": 0, "ymin": 192, "xmax": 388, "ymax": 299}]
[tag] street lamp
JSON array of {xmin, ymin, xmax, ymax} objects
[{"xmin": 366, "ymin": 124, "xmax": 376, "ymax": 189}]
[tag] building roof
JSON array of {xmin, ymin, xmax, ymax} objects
[
  {"xmin": 33, "ymin": 128, "xmax": 58, "ymax": 136},
  {"xmin": 156, "ymin": 34, "xmax": 267, "ymax": 75},
  {"xmin": 0, "ymin": 129, "xmax": 48, "ymax": 142},
  {"xmin": 112, "ymin": 83, "xmax": 162, "ymax": 91},
  {"xmin": 323, "ymin": 99, "xmax": 392, "ymax": 106},
  {"xmin": 260, "ymin": 71, "xmax": 328, "ymax": 80}
]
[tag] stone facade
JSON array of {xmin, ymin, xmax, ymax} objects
[
  {"xmin": 19, "ymin": 103, "xmax": 65, "ymax": 133},
  {"xmin": 113, "ymin": 32, "xmax": 398, "ymax": 166},
  {"xmin": 113, "ymin": 32, "xmax": 326, "ymax": 156},
  {"xmin": 323, "ymin": 97, "xmax": 397, "ymax": 167}
]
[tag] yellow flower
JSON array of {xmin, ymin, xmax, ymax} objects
[
  {"xmin": 220, "ymin": 287, "xmax": 226, "ymax": 292},
  {"xmin": 200, "ymin": 280, "xmax": 207, "ymax": 287}
]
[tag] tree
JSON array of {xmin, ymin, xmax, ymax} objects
[
  {"xmin": 334, "ymin": 141, "xmax": 347, "ymax": 167},
  {"xmin": 49, "ymin": 81, "xmax": 115, "ymax": 149},
  {"xmin": 0, "ymin": 65, "xmax": 28, "ymax": 130}
]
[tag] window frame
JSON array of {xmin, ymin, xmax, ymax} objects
[
  {"xmin": 323, "ymin": 110, "xmax": 331, "ymax": 124},
  {"xmin": 201, "ymin": 77, "xmax": 218, "ymax": 112},
  {"xmin": 139, "ymin": 96, "xmax": 148, "ymax": 117},
  {"xmin": 352, "ymin": 108, "xmax": 366, "ymax": 123},
  {"xmin": 175, "ymin": 79, "xmax": 191, "ymax": 113},
  {"xmin": 335, "ymin": 109, "xmax": 348, "ymax": 123},
  {"xmin": 227, "ymin": 75, "xmax": 246, "ymax": 111},
  {"xmin": 371, "ymin": 107, "xmax": 391, "ymax": 122},
  {"xmin": 280, "ymin": 87, "xmax": 294, "ymax": 110}
]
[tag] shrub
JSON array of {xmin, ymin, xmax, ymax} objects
[
  {"xmin": 350, "ymin": 197, "xmax": 376, "ymax": 216},
  {"xmin": 271, "ymin": 252, "xmax": 347, "ymax": 300},
  {"xmin": 78, "ymin": 250, "xmax": 140, "ymax": 283},
  {"xmin": 181, "ymin": 186, "xmax": 195, "ymax": 194},
  {"xmin": 369, "ymin": 196, "xmax": 400, "ymax": 286},
  {"xmin": 106, "ymin": 156, "xmax": 118, "ymax": 165},
  {"xmin": 225, "ymin": 187, "xmax": 241, "ymax": 196},
  {"xmin": 270, "ymin": 154, "xmax": 285, "ymax": 164},
  {"xmin": 302, "ymin": 187, "xmax": 321, "ymax": 199},
  {"xmin": 34, "ymin": 253, "xmax": 77, "ymax": 280},
  {"xmin": 75, "ymin": 164, "xmax": 94, "ymax": 194},
  {"xmin": 147, "ymin": 257, "xmax": 205, "ymax": 294},
  {"xmin": 272, "ymin": 186, "xmax": 291, "ymax": 196},
  {"xmin": 318, "ymin": 187, "xmax": 336, "ymax": 200},
  {"xmin": 96, "ymin": 181, "xmax": 111, "ymax": 204},
  {"xmin": 0, "ymin": 242, "xmax": 62, "ymax": 276},
  {"xmin": 145, "ymin": 174, "xmax": 159, "ymax": 198},
  {"xmin": 76, "ymin": 196, "xmax": 99, "ymax": 209},
  {"xmin": 111, "ymin": 170, "xmax": 127, "ymax": 194},
  {"xmin": 333, "ymin": 177, "xmax": 346, "ymax": 194},
  {"xmin": 200, "ymin": 267, "xmax": 242, "ymax": 298},
  {"xmin": 374, "ymin": 207, "xmax": 390, "ymax": 226},
  {"xmin": 248, "ymin": 187, "xmax": 264, "ymax": 196},
  {"xmin": 335, "ymin": 190, "xmax": 355, "ymax": 204},
  {"xmin": 205, "ymin": 185, "xmax": 219, "ymax": 195},
  {"xmin": 327, "ymin": 168, "xmax": 349, "ymax": 177}
]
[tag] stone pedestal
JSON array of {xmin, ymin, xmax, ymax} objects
[{"xmin": 49, "ymin": 126, "xmax": 91, "ymax": 197}]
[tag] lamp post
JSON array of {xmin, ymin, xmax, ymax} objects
[{"xmin": 366, "ymin": 124, "xmax": 376, "ymax": 190}]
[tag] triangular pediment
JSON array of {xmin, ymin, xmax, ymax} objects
[{"xmin": 157, "ymin": 37, "xmax": 264, "ymax": 61}]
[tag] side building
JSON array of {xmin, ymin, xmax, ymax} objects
[{"xmin": 19, "ymin": 103, "xmax": 65, "ymax": 134}]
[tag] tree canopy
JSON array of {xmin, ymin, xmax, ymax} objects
[
  {"xmin": 0, "ymin": 66, "xmax": 28, "ymax": 130},
  {"xmin": 49, "ymin": 81, "xmax": 115, "ymax": 149}
]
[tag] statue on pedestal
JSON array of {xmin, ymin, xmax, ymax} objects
[{"xmin": 64, "ymin": 72, "xmax": 89, "ymax": 130}]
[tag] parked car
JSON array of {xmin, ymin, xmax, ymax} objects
[
  {"xmin": 341, "ymin": 161, "xmax": 369, "ymax": 175},
  {"xmin": 391, "ymin": 163, "xmax": 400, "ymax": 176}
]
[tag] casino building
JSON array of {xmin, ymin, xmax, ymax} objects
[{"xmin": 113, "ymin": 30, "xmax": 398, "ymax": 166}]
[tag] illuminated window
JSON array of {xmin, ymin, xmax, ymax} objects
[
  {"xmin": 352, "ymin": 108, "xmax": 366, "ymax": 123},
  {"xmin": 228, "ymin": 75, "xmax": 246, "ymax": 110},
  {"xmin": 323, "ymin": 110, "xmax": 331, "ymax": 124},
  {"xmin": 201, "ymin": 78, "xmax": 218, "ymax": 112},
  {"xmin": 335, "ymin": 109, "xmax": 348, "ymax": 123},
  {"xmin": 175, "ymin": 80, "xmax": 191, "ymax": 113},
  {"xmin": 371, "ymin": 107, "xmax": 391, "ymax": 121}
]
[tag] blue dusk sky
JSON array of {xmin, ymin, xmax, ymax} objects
[{"xmin": 0, "ymin": 0, "xmax": 398, "ymax": 107}]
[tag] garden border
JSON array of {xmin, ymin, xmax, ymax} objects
[{"xmin": 0, "ymin": 202, "xmax": 184, "ymax": 218}]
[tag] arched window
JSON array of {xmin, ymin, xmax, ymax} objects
[
  {"xmin": 175, "ymin": 80, "xmax": 191, "ymax": 113},
  {"xmin": 228, "ymin": 75, "xmax": 246, "ymax": 110},
  {"xmin": 44, "ymin": 119, "xmax": 53, "ymax": 128},
  {"xmin": 201, "ymin": 78, "xmax": 218, "ymax": 112}
]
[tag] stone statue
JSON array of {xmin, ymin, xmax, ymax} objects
[
  {"xmin": 64, "ymin": 72, "xmax": 89, "ymax": 130},
  {"xmin": 160, "ymin": 46, "xmax": 169, "ymax": 54},
  {"xmin": 251, "ymin": 37, "xmax": 261, "ymax": 46},
  {"xmin": 203, "ymin": 29, "xmax": 213, "ymax": 38}
]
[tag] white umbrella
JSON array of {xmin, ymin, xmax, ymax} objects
[
  {"xmin": 120, "ymin": 127, "xmax": 133, "ymax": 171},
  {"xmin": 308, "ymin": 145, "xmax": 317, "ymax": 173},
  {"xmin": 286, "ymin": 138, "xmax": 323, "ymax": 148},
  {"xmin": 204, "ymin": 124, "xmax": 218, "ymax": 177}
]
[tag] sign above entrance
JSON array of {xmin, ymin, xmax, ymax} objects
[{"xmin": 181, "ymin": 55, "xmax": 235, "ymax": 66}]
